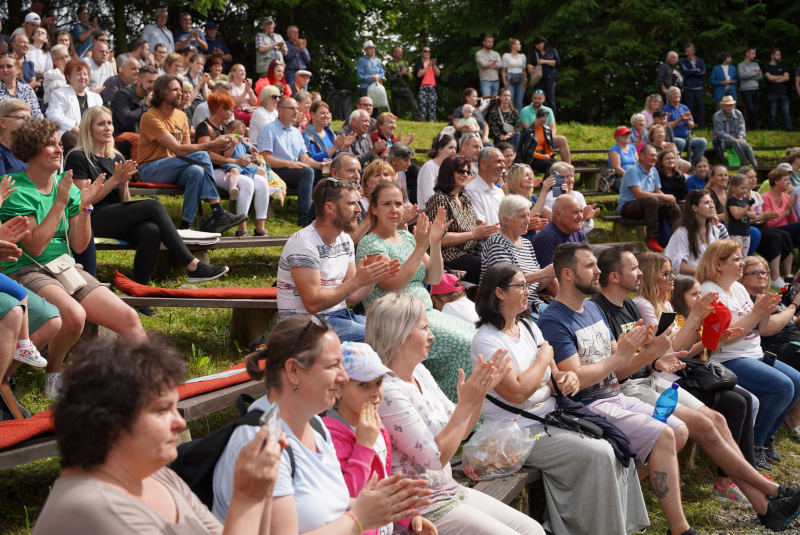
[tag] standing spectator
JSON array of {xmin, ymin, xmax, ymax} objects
[
  {"xmin": 255, "ymin": 16, "xmax": 286, "ymax": 77},
  {"xmin": 288, "ymin": 69, "xmax": 311, "ymax": 96},
  {"xmin": 527, "ymin": 36, "xmax": 559, "ymax": 113},
  {"xmin": 0, "ymin": 54, "xmax": 42, "ymax": 118},
  {"xmin": 763, "ymin": 48, "xmax": 793, "ymax": 132},
  {"xmin": 486, "ymin": 88, "xmax": 520, "ymax": 146},
  {"xmin": 141, "ymin": 9, "xmax": 174, "ymax": 54},
  {"xmin": 385, "ymin": 46, "xmax": 424, "ymax": 122},
  {"xmin": 27, "ymin": 27, "xmax": 52, "ymax": 78},
  {"xmin": 641, "ymin": 93, "xmax": 664, "ymax": 128},
  {"xmin": 710, "ymin": 51, "xmax": 739, "ymax": 109},
  {"xmin": 70, "ymin": 7, "xmax": 99, "ymax": 59},
  {"xmin": 712, "ymin": 95, "xmax": 757, "ymax": 167},
  {"xmin": 100, "ymin": 56, "xmax": 138, "ymax": 107},
  {"xmin": 501, "ymin": 39, "xmax": 526, "ymax": 113},
  {"xmin": 10, "ymin": 32, "xmax": 37, "ymax": 87},
  {"xmin": 42, "ymin": 44, "xmax": 69, "ymax": 104},
  {"xmin": 202, "ymin": 22, "xmax": 231, "ymax": 73},
  {"xmin": 110, "ymin": 65, "xmax": 157, "ymax": 161},
  {"xmin": 356, "ymin": 40, "xmax": 385, "ymax": 100},
  {"xmin": 46, "ymin": 60, "xmax": 102, "ymax": 153},
  {"xmin": 738, "ymin": 47, "xmax": 763, "ymax": 131},
  {"xmin": 663, "ymin": 86, "xmax": 707, "ymax": 165},
  {"xmin": 82, "ymin": 42, "xmax": 113, "ymax": 91},
  {"xmin": 114, "ymin": 37, "xmax": 149, "ymax": 71},
  {"xmin": 475, "ymin": 34, "xmax": 501, "ymax": 98},
  {"xmin": 657, "ymin": 51, "xmax": 683, "ymax": 101},
  {"xmin": 283, "ymin": 25, "xmax": 309, "ymax": 86},
  {"xmin": 257, "ymin": 96, "xmax": 320, "ymax": 225},
  {"xmin": 173, "ymin": 12, "xmax": 207, "ymax": 52},
  {"xmin": 680, "ymin": 43, "xmax": 706, "ymax": 129},
  {"xmin": 136, "ymin": 75, "xmax": 245, "ymax": 232},
  {"xmin": 414, "ymin": 45, "xmax": 440, "ymax": 122}
]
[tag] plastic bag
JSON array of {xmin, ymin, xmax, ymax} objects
[
  {"xmin": 367, "ymin": 82, "xmax": 389, "ymax": 109},
  {"xmin": 462, "ymin": 418, "xmax": 537, "ymax": 481}
]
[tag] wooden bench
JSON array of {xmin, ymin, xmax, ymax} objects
[
  {"xmin": 96, "ymin": 235, "xmax": 289, "ymax": 253},
  {"xmin": 0, "ymin": 380, "xmax": 267, "ymax": 470},
  {"xmin": 450, "ymin": 454, "xmax": 542, "ymax": 505},
  {"xmin": 601, "ymin": 215, "xmax": 646, "ymax": 240}
]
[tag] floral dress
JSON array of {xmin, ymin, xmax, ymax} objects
[
  {"xmin": 379, "ymin": 365, "xmax": 469, "ymax": 521},
  {"xmin": 356, "ymin": 231, "xmax": 476, "ymax": 402}
]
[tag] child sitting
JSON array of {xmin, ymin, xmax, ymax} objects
[
  {"xmin": 219, "ymin": 120, "xmax": 269, "ymax": 200},
  {"xmin": 323, "ymin": 342, "xmax": 436, "ymax": 535},
  {"xmin": 430, "ymin": 273, "xmax": 479, "ymax": 324},
  {"xmin": 457, "ymin": 104, "xmax": 480, "ymax": 133}
]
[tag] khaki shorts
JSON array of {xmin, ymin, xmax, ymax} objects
[
  {"xmin": 8, "ymin": 264, "xmax": 102, "ymax": 303},
  {"xmin": 620, "ymin": 375, "xmax": 705, "ymax": 411}
]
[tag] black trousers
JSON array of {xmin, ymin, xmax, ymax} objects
[
  {"xmin": 391, "ymin": 89, "xmax": 425, "ymax": 121},
  {"xmin": 683, "ymin": 88, "xmax": 706, "ymax": 129},
  {"xmin": 741, "ymin": 89, "xmax": 760, "ymax": 131},
  {"xmin": 534, "ymin": 78, "xmax": 557, "ymax": 116},
  {"xmin": 443, "ymin": 254, "xmax": 482, "ymax": 284},
  {"xmin": 620, "ymin": 197, "xmax": 681, "ymax": 239},
  {"xmin": 92, "ymin": 200, "xmax": 196, "ymax": 285}
]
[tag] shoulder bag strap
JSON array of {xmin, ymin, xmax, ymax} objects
[{"xmin": 519, "ymin": 319, "xmax": 563, "ymax": 397}]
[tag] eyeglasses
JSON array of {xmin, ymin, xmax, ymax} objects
[
  {"xmin": 661, "ymin": 270, "xmax": 676, "ymax": 280},
  {"xmin": 744, "ymin": 270, "xmax": 770, "ymax": 277},
  {"xmin": 455, "ymin": 168, "xmax": 469, "ymax": 175},
  {"xmin": 322, "ymin": 176, "xmax": 340, "ymax": 204},
  {"xmin": 534, "ymin": 90, "xmax": 544, "ymax": 94},
  {"xmin": 422, "ymin": 49, "xmax": 430, "ymax": 53},
  {"xmin": 504, "ymin": 282, "xmax": 530, "ymax": 292},
  {"xmin": 288, "ymin": 315, "xmax": 329, "ymax": 356},
  {"xmin": 97, "ymin": 38, "xmax": 110, "ymax": 43}
]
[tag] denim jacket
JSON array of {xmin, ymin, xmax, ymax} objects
[{"xmin": 302, "ymin": 123, "xmax": 339, "ymax": 162}]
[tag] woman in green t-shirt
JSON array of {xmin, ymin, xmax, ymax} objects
[{"xmin": 1, "ymin": 118, "xmax": 146, "ymax": 399}]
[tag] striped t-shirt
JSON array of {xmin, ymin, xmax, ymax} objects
[{"xmin": 480, "ymin": 232, "xmax": 542, "ymax": 310}]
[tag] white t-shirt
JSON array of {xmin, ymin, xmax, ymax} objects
[
  {"xmin": 417, "ymin": 159, "xmax": 440, "ymax": 212},
  {"xmin": 442, "ymin": 297, "xmax": 479, "ymax": 325},
  {"xmin": 471, "ymin": 320, "xmax": 556, "ymax": 427},
  {"xmin": 544, "ymin": 189, "xmax": 594, "ymax": 234},
  {"xmin": 27, "ymin": 46, "xmax": 52, "ymax": 72},
  {"xmin": 501, "ymin": 53, "xmax": 526, "ymax": 74},
  {"xmin": 701, "ymin": 280, "xmax": 763, "ymax": 362},
  {"xmin": 665, "ymin": 225, "xmax": 720, "ymax": 275},
  {"xmin": 250, "ymin": 108, "xmax": 278, "ymax": 146},
  {"xmin": 212, "ymin": 396, "xmax": 350, "ymax": 530},
  {"xmin": 277, "ymin": 223, "xmax": 354, "ymax": 318},
  {"xmin": 632, "ymin": 297, "xmax": 680, "ymax": 382},
  {"xmin": 83, "ymin": 57, "xmax": 115, "ymax": 89},
  {"xmin": 464, "ymin": 175, "xmax": 504, "ymax": 227}
]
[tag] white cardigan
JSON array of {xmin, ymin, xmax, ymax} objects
[{"xmin": 46, "ymin": 86, "xmax": 103, "ymax": 137}]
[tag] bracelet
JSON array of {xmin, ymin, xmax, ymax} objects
[
  {"xmin": 790, "ymin": 303, "xmax": 798, "ymax": 311},
  {"xmin": 651, "ymin": 356, "xmax": 662, "ymax": 371},
  {"xmin": 344, "ymin": 511, "xmax": 363, "ymax": 534},
  {"xmin": 80, "ymin": 204, "xmax": 93, "ymax": 214}
]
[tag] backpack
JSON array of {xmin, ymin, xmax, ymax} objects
[
  {"xmin": 598, "ymin": 168, "xmax": 621, "ymax": 193},
  {"xmin": 171, "ymin": 394, "xmax": 326, "ymax": 509}
]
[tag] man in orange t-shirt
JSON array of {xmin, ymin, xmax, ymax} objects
[{"xmin": 136, "ymin": 74, "xmax": 246, "ymax": 233}]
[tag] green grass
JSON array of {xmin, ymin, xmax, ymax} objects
[{"xmin": 2, "ymin": 120, "xmax": 800, "ymax": 533}]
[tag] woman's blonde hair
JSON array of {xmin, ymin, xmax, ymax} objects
[
  {"xmin": 361, "ymin": 159, "xmax": 396, "ymax": 197},
  {"xmin": 647, "ymin": 124, "xmax": 665, "ymax": 143},
  {"xmin": 70, "ymin": 107, "xmax": 119, "ymax": 164},
  {"xmin": 785, "ymin": 147, "xmax": 800, "ymax": 164},
  {"xmin": 365, "ymin": 294, "xmax": 428, "ymax": 367},
  {"xmin": 506, "ymin": 163, "xmax": 533, "ymax": 199},
  {"xmin": 163, "ymin": 53, "xmax": 183, "ymax": 70},
  {"xmin": 258, "ymin": 85, "xmax": 280, "ymax": 108},
  {"xmin": 644, "ymin": 93, "xmax": 663, "ymax": 111},
  {"xmin": 636, "ymin": 251, "xmax": 672, "ymax": 315},
  {"xmin": 695, "ymin": 239, "xmax": 742, "ymax": 284},
  {"xmin": 740, "ymin": 255, "xmax": 769, "ymax": 290}
]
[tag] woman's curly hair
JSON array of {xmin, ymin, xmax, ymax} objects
[{"xmin": 10, "ymin": 117, "xmax": 61, "ymax": 163}]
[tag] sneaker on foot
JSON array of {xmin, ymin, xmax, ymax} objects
[
  {"xmin": 765, "ymin": 436, "xmax": 783, "ymax": 463},
  {"xmin": 136, "ymin": 306, "xmax": 157, "ymax": 317},
  {"xmin": 756, "ymin": 446, "xmax": 774, "ymax": 472},
  {"xmin": 666, "ymin": 528, "xmax": 698, "ymax": 535},
  {"xmin": 771, "ymin": 279, "xmax": 786, "ymax": 290},
  {"xmin": 758, "ymin": 490, "xmax": 800, "ymax": 531},
  {"xmin": 712, "ymin": 481, "xmax": 752, "ymax": 506},
  {"xmin": 229, "ymin": 186, "xmax": 239, "ymax": 201},
  {"xmin": 187, "ymin": 262, "xmax": 229, "ymax": 283},
  {"xmin": 645, "ymin": 237, "xmax": 664, "ymax": 252},
  {"xmin": 43, "ymin": 372, "xmax": 63, "ymax": 400},
  {"xmin": 200, "ymin": 210, "xmax": 248, "ymax": 234},
  {"xmin": 14, "ymin": 345, "xmax": 47, "ymax": 368}
]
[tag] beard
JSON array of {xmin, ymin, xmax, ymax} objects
[
  {"xmin": 574, "ymin": 273, "xmax": 601, "ymax": 296},
  {"xmin": 334, "ymin": 206, "xmax": 357, "ymax": 233}
]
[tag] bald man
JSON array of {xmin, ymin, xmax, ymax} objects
[
  {"xmin": 338, "ymin": 96, "xmax": 377, "ymax": 134},
  {"xmin": 531, "ymin": 194, "xmax": 588, "ymax": 267}
]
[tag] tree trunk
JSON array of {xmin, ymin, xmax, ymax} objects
[
  {"xmin": 114, "ymin": 1, "xmax": 128, "ymax": 53},
  {"xmin": 9, "ymin": 0, "xmax": 23, "ymax": 27}
]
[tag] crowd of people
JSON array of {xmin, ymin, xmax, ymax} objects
[{"xmin": 5, "ymin": 6, "xmax": 800, "ymax": 535}]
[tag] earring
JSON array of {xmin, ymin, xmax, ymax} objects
[{"xmin": 293, "ymin": 385, "xmax": 299, "ymax": 392}]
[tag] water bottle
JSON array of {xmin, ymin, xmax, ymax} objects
[{"xmin": 653, "ymin": 383, "xmax": 680, "ymax": 423}]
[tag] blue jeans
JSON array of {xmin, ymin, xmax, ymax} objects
[
  {"xmin": 722, "ymin": 357, "xmax": 800, "ymax": 446},
  {"xmin": 493, "ymin": 131, "xmax": 520, "ymax": 149},
  {"xmin": 675, "ymin": 136, "xmax": 707, "ymax": 165},
  {"xmin": 138, "ymin": 152, "xmax": 220, "ymax": 224},
  {"xmin": 274, "ymin": 167, "xmax": 314, "ymax": 225},
  {"xmin": 480, "ymin": 80, "xmax": 499, "ymax": 98},
  {"xmin": 506, "ymin": 75, "xmax": 524, "ymax": 113},
  {"xmin": 767, "ymin": 93, "xmax": 793, "ymax": 131},
  {"xmin": 285, "ymin": 69, "xmax": 296, "ymax": 86},
  {"xmin": 319, "ymin": 308, "xmax": 366, "ymax": 343}
]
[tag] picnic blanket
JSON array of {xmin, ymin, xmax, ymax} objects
[{"xmin": 114, "ymin": 271, "xmax": 278, "ymax": 299}]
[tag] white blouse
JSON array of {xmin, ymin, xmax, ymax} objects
[
  {"xmin": 665, "ymin": 225, "xmax": 720, "ymax": 275},
  {"xmin": 417, "ymin": 159, "xmax": 440, "ymax": 212},
  {"xmin": 42, "ymin": 68, "xmax": 67, "ymax": 104}
]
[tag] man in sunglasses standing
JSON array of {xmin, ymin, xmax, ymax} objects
[
  {"xmin": 276, "ymin": 170, "xmax": 400, "ymax": 342},
  {"xmin": 257, "ymin": 97, "xmax": 320, "ymax": 226}
]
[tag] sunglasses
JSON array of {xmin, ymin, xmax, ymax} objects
[
  {"xmin": 288, "ymin": 315, "xmax": 329, "ymax": 355},
  {"xmin": 322, "ymin": 176, "xmax": 340, "ymax": 204},
  {"xmin": 270, "ymin": 94, "xmax": 280, "ymax": 99},
  {"xmin": 534, "ymin": 90, "xmax": 544, "ymax": 94},
  {"xmin": 455, "ymin": 168, "xmax": 469, "ymax": 175}
]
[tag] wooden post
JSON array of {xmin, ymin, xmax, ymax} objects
[{"xmin": 229, "ymin": 309, "xmax": 280, "ymax": 348}]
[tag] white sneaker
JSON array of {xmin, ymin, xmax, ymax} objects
[
  {"xmin": 771, "ymin": 279, "xmax": 785, "ymax": 290},
  {"xmin": 43, "ymin": 372, "xmax": 63, "ymax": 400},
  {"xmin": 14, "ymin": 345, "xmax": 47, "ymax": 368}
]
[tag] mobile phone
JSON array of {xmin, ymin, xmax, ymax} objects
[
  {"xmin": 552, "ymin": 174, "xmax": 565, "ymax": 197},
  {"xmin": 258, "ymin": 403, "xmax": 281, "ymax": 436},
  {"xmin": 656, "ymin": 312, "xmax": 677, "ymax": 336},
  {"xmin": 763, "ymin": 352, "xmax": 777, "ymax": 367}
]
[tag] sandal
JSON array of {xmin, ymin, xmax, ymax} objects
[
  {"xmin": 235, "ymin": 230, "xmax": 250, "ymax": 238},
  {"xmin": 254, "ymin": 229, "xmax": 269, "ymax": 237}
]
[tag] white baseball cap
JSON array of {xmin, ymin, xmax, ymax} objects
[
  {"xmin": 342, "ymin": 342, "xmax": 394, "ymax": 382},
  {"xmin": 25, "ymin": 13, "xmax": 42, "ymax": 23},
  {"xmin": 363, "ymin": 40, "xmax": 375, "ymax": 49}
]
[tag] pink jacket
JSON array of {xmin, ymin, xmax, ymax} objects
[{"xmin": 323, "ymin": 413, "xmax": 414, "ymax": 534}]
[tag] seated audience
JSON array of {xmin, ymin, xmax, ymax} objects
[
  {"xmin": 544, "ymin": 161, "xmax": 598, "ymax": 235},
  {"xmin": 425, "ymin": 155, "xmax": 491, "ymax": 284},
  {"xmin": 179, "ymin": 80, "xmax": 196, "ymax": 136},
  {"xmin": 256, "ymin": 59, "xmax": 291, "ymax": 101},
  {"xmin": 505, "ymin": 162, "xmax": 549, "ymax": 241},
  {"xmin": 191, "ymin": 80, "xmax": 231, "ymax": 128},
  {"xmin": 459, "ymin": 133, "xmax": 482, "ymax": 176},
  {"xmin": 370, "ymin": 112, "xmax": 414, "ymax": 157},
  {"xmin": 196, "ymin": 93, "xmax": 270, "ymax": 238},
  {"xmin": 496, "ymin": 141, "xmax": 516, "ymax": 170},
  {"xmin": 519, "ymin": 89, "xmax": 571, "ymax": 164},
  {"xmin": 641, "ymin": 93, "xmax": 663, "ymax": 128},
  {"xmin": 344, "ymin": 109, "xmax": 382, "ymax": 169},
  {"xmin": 464, "ymin": 147, "xmax": 505, "ymax": 226},
  {"xmin": 33, "ymin": 337, "xmax": 286, "ymax": 535},
  {"xmin": 153, "ymin": 43, "xmax": 168, "ymax": 74},
  {"xmin": 685, "ymin": 156, "xmax": 710, "ymax": 191},
  {"xmin": 430, "ymin": 273, "xmax": 479, "ymax": 324},
  {"xmin": 649, "ymin": 111, "xmax": 692, "ymax": 173},
  {"xmin": 162, "ymin": 52, "xmax": 184, "ymax": 78},
  {"xmin": 276, "ymin": 176, "xmax": 398, "ymax": 342},
  {"xmin": 787, "ymin": 147, "xmax": 800, "ymax": 187},
  {"xmin": 366, "ymin": 292, "xmax": 546, "ymax": 534},
  {"xmin": 27, "ymin": 28, "xmax": 52, "ymax": 77},
  {"xmin": 666, "ymin": 189, "xmax": 720, "ymax": 275},
  {"xmin": 705, "ymin": 166, "xmax": 740, "ymax": 243},
  {"xmin": 486, "ymin": 88, "xmax": 520, "ymax": 146},
  {"xmin": 338, "ymin": 96, "xmax": 377, "ymax": 135},
  {"xmin": 607, "ymin": 126, "xmax": 638, "ymax": 178},
  {"xmin": 114, "ymin": 37, "xmax": 150, "ymax": 71},
  {"xmin": 629, "ymin": 113, "xmax": 648, "ymax": 152},
  {"xmin": 10, "ymin": 32, "xmax": 37, "ymax": 87},
  {"xmin": 698, "ymin": 240, "xmax": 800, "ymax": 474},
  {"xmin": 55, "ymin": 31, "xmax": 79, "ymax": 62},
  {"xmin": 249, "ymin": 85, "xmax": 280, "ymax": 146},
  {"xmin": 663, "ymin": 86, "xmax": 707, "ymax": 165},
  {"xmin": 417, "ymin": 133, "xmax": 457, "ymax": 212},
  {"xmin": 292, "ymin": 90, "xmax": 312, "ymax": 130},
  {"xmin": 530, "ymin": 194, "xmax": 588, "ymax": 268},
  {"xmin": 257, "ymin": 96, "xmax": 320, "ymax": 226},
  {"xmin": 184, "ymin": 53, "xmax": 208, "ymax": 104},
  {"xmin": 207, "ymin": 56, "xmax": 228, "ymax": 84},
  {"xmin": 656, "ymin": 148, "xmax": 688, "ymax": 202},
  {"xmin": 713, "ymin": 95, "xmax": 757, "ymax": 167},
  {"xmin": 0, "ymin": 54, "xmax": 42, "ymax": 118},
  {"xmin": 356, "ymin": 181, "xmax": 476, "ymax": 402},
  {"xmin": 137, "ymin": 75, "xmax": 245, "ymax": 233},
  {"xmin": 110, "ymin": 64, "xmax": 158, "ymax": 161},
  {"xmin": 0, "ymin": 99, "xmax": 30, "ymax": 175},
  {"xmin": 474, "ymin": 262, "xmax": 650, "ymax": 534},
  {"xmin": 480, "ymin": 195, "xmax": 556, "ymax": 314},
  {"xmin": 516, "ymin": 110, "xmax": 556, "ymax": 176},
  {"xmin": 350, "ymin": 157, "xmax": 391, "ymax": 244},
  {"xmin": 42, "ymin": 43, "xmax": 69, "ymax": 104},
  {"xmin": 2, "ymin": 118, "xmax": 145, "ymax": 399},
  {"xmin": 616, "ymin": 144, "xmax": 681, "ymax": 252},
  {"xmin": 302, "ymin": 100, "xmax": 355, "ymax": 164},
  {"xmin": 386, "ymin": 142, "xmax": 417, "ymax": 204},
  {"xmin": 100, "ymin": 55, "xmax": 139, "ymax": 107},
  {"xmin": 212, "ymin": 315, "xmax": 434, "ymax": 532},
  {"xmin": 452, "ymin": 88, "xmax": 491, "ymax": 145},
  {"xmin": 762, "ymin": 167, "xmax": 800, "ymax": 250},
  {"xmin": 82, "ymin": 42, "xmax": 114, "ymax": 91},
  {"xmin": 46, "ymin": 59, "xmax": 102, "ymax": 154}
]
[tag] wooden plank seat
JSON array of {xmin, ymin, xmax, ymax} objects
[
  {"xmin": 601, "ymin": 215, "xmax": 646, "ymax": 240},
  {"xmin": 0, "ymin": 380, "xmax": 267, "ymax": 470},
  {"xmin": 96, "ymin": 235, "xmax": 290, "ymax": 252},
  {"xmin": 450, "ymin": 454, "xmax": 542, "ymax": 505}
]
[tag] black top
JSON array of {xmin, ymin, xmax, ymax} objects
[
  {"xmin": 659, "ymin": 171, "xmax": 687, "ymax": 202},
  {"xmin": 763, "ymin": 63, "xmax": 789, "ymax": 95},
  {"xmin": 590, "ymin": 293, "xmax": 650, "ymax": 381},
  {"xmin": 531, "ymin": 48, "xmax": 560, "ymax": 80},
  {"xmin": 726, "ymin": 196, "xmax": 753, "ymax": 237},
  {"xmin": 194, "ymin": 120, "xmax": 227, "ymax": 169},
  {"xmin": 110, "ymin": 83, "xmax": 149, "ymax": 136},
  {"xmin": 752, "ymin": 295, "xmax": 800, "ymax": 360},
  {"xmin": 64, "ymin": 151, "xmax": 125, "ymax": 211},
  {"xmin": 76, "ymin": 93, "xmax": 88, "ymax": 117}
]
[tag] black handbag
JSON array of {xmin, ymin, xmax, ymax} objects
[
  {"xmin": 508, "ymin": 73, "xmax": 523, "ymax": 85},
  {"xmin": 675, "ymin": 358, "xmax": 738, "ymax": 392}
]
